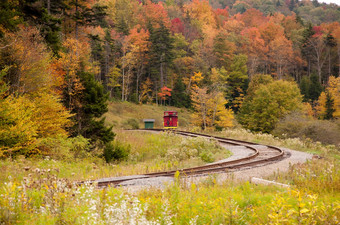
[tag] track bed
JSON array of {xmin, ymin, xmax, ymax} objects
[{"xmin": 79, "ymin": 129, "xmax": 289, "ymax": 188}]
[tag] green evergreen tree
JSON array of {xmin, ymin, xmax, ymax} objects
[
  {"xmin": 295, "ymin": 14, "xmax": 304, "ymax": 26},
  {"xmin": 289, "ymin": 0, "xmax": 295, "ymax": 11},
  {"xmin": 225, "ymin": 54, "xmax": 248, "ymax": 112},
  {"xmin": 309, "ymin": 73, "xmax": 322, "ymax": 102},
  {"xmin": 213, "ymin": 33, "xmax": 234, "ymax": 68},
  {"xmin": 148, "ymin": 22, "xmax": 174, "ymax": 88},
  {"xmin": 66, "ymin": 72, "xmax": 115, "ymax": 158},
  {"xmin": 312, "ymin": 0, "xmax": 320, "ymax": 7},
  {"xmin": 276, "ymin": 0, "xmax": 281, "ymax": 7},
  {"xmin": 299, "ymin": 76, "xmax": 311, "ymax": 102},
  {"xmin": 324, "ymin": 91, "xmax": 335, "ymax": 120},
  {"xmin": 0, "ymin": 0, "xmax": 22, "ymax": 37},
  {"xmin": 171, "ymin": 78, "xmax": 191, "ymax": 108},
  {"xmin": 19, "ymin": 0, "xmax": 63, "ymax": 54},
  {"xmin": 78, "ymin": 72, "xmax": 114, "ymax": 142}
]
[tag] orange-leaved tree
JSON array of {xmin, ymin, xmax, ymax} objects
[
  {"xmin": 0, "ymin": 26, "xmax": 54, "ymax": 95},
  {"xmin": 158, "ymin": 86, "xmax": 172, "ymax": 105}
]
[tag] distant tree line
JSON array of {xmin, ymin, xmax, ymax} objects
[{"xmin": 0, "ymin": 0, "xmax": 340, "ymax": 158}]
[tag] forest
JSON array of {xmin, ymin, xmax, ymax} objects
[
  {"xmin": 1, "ymin": 1, "xmax": 340, "ymax": 224},
  {"xmin": 0, "ymin": 0, "xmax": 340, "ymax": 160}
]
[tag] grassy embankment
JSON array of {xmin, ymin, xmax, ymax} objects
[
  {"xmin": 0, "ymin": 102, "xmax": 339, "ymax": 224},
  {"xmin": 0, "ymin": 102, "xmax": 228, "ymax": 182},
  {"xmin": 105, "ymin": 101, "xmax": 192, "ymax": 129}
]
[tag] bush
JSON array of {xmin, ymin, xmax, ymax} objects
[
  {"xmin": 36, "ymin": 135, "xmax": 90, "ymax": 160},
  {"xmin": 165, "ymin": 137, "xmax": 225, "ymax": 163},
  {"xmin": 122, "ymin": 118, "xmax": 140, "ymax": 129},
  {"xmin": 103, "ymin": 141, "xmax": 130, "ymax": 163},
  {"xmin": 69, "ymin": 136, "xmax": 91, "ymax": 158},
  {"xmin": 273, "ymin": 113, "xmax": 340, "ymax": 146},
  {"xmin": 199, "ymin": 151, "xmax": 214, "ymax": 163}
]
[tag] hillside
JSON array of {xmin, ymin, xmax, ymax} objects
[{"xmin": 105, "ymin": 101, "xmax": 192, "ymax": 129}]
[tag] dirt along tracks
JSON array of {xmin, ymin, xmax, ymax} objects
[{"xmin": 83, "ymin": 129, "xmax": 313, "ymax": 190}]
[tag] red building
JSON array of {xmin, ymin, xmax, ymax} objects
[{"xmin": 163, "ymin": 111, "xmax": 178, "ymax": 129}]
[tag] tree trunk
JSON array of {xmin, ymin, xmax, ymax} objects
[
  {"xmin": 103, "ymin": 40, "xmax": 109, "ymax": 90},
  {"xmin": 136, "ymin": 61, "xmax": 144, "ymax": 103},
  {"xmin": 122, "ymin": 62, "xmax": 125, "ymax": 101},
  {"xmin": 338, "ymin": 47, "xmax": 340, "ymax": 77},
  {"xmin": 308, "ymin": 58, "xmax": 311, "ymax": 77},
  {"xmin": 160, "ymin": 54, "xmax": 164, "ymax": 88},
  {"xmin": 155, "ymin": 83, "xmax": 158, "ymax": 105},
  {"xmin": 329, "ymin": 50, "xmax": 331, "ymax": 80},
  {"xmin": 47, "ymin": 0, "xmax": 51, "ymax": 14},
  {"xmin": 75, "ymin": 0, "xmax": 78, "ymax": 40},
  {"xmin": 77, "ymin": 109, "xmax": 82, "ymax": 134},
  {"xmin": 201, "ymin": 102, "xmax": 206, "ymax": 130},
  {"xmin": 212, "ymin": 97, "xmax": 218, "ymax": 126}
]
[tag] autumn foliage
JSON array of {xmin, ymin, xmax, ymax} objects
[{"xmin": 1, "ymin": 0, "xmax": 340, "ymax": 155}]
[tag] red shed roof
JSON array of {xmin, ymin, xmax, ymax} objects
[{"xmin": 164, "ymin": 111, "xmax": 178, "ymax": 116}]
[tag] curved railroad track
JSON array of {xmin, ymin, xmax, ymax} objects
[{"xmin": 80, "ymin": 129, "xmax": 289, "ymax": 188}]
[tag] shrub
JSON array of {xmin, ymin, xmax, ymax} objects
[
  {"xmin": 36, "ymin": 135, "xmax": 90, "ymax": 160},
  {"xmin": 103, "ymin": 141, "xmax": 130, "ymax": 163},
  {"xmin": 273, "ymin": 113, "xmax": 340, "ymax": 146},
  {"xmin": 165, "ymin": 136, "xmax": 226, "ymax": 163},
  {"xmin": 122, "ymin": 118, "xmax": 140, "ymax": 129},
  {"xmin": 199, "ymin": 151, "xmax": 214, "ymax": 163},
  {"xmin": 69, "ymin": 136, "xmax": 91, "ymax": 158}
]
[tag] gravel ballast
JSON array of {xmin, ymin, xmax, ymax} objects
[{"xmin": 122, "ymin": 143, "xmax": 314, "ymax": 192}]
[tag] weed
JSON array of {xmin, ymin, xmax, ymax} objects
[{"xmin": 122, "ymin": 118, "xmax": 140, "ymax": 129}]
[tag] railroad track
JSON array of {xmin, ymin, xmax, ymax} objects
[{"xmin": 79, "ymin": 129, "xmax": 289, "ymax": 188}]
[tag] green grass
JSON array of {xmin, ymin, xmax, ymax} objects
[{"xmin": 0, "ymin": 131, "xmax": 232, "ymax": 184}]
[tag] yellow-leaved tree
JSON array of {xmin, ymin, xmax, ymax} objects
[
  {"xmin": 0, "ymin": 28, "xmax": 73, "ymax": 158},
  {"xmin": 0, "ymin": 93, "xmax": 71, "ymax": 157},
  {"xmin": 316, "ymin": 76, "xmax": 340, "ymax": 119},
  {"xmin": 139, "ymin": 78, "xmax": 153, "ymax": 104},
  {"xmin": 190, "ymin": 71, "xmax": 234, "ymax": 130}
]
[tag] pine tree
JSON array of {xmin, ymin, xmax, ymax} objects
[
  {"xmin": 309, "ymin": 73, "xmax": 323, "ymax": 102},
  {"xmin": 289, "ymin": 0, "xmax": 295, "ymax": 11},
  {"xmin": 171, "ymin": 78, "xmax": 191, "ymax": 108},
  {"xmin": 324, "ymin": 91, "xmax": 335, "ymax": 120},
  {"xmin": 19, "ymin": 0, "xmax": 64, "ymax": 54},
  {"xmin": 226, "ymin": 54, "xmax": 248, "ymax": 112},
  {"xmin": 74, "ymin": 71, "xmax": 115, "ymax": 146},
  {"xmin": 148, "ymin": 22, "xmax": 174, "ymax": 89},
  {"xmin": 0, "ymin": 0, "xmax": 22, "ymax": 37},
  {"xmin": 299, "ymin": 76, "xmax": 311, "ymax": 102}
]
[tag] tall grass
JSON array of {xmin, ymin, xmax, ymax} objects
[
  {"xmin": 0, "ymin": 131, "xmax": 231, "ymax": 183},
  {"xmin": 114, "ymin": 131, "xmax": 232, "ymax": 173},
  {"xmin": 1, "ymin": 128, "xmax": 339, "ymax": 224},
  {"xmin": 1, "ymin": 171, "xmax": 338, "ymax": 224}
]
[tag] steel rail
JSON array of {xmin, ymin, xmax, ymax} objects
[{"xmin": 79, "ymin": 129, "xmax": 286, "ymax": 187}]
